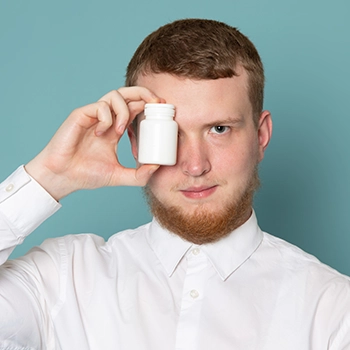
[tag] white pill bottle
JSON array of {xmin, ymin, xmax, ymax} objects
[{"xmin": 138, "ymin": 103, "xmax": 178, "ymax": 165}]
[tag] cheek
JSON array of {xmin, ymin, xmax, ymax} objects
[
  {"xmin": 219, "ymin": 145, "xmax": 259, "ymax": 179},
  {"xmin": 147, "ymin": 166, "xmax": 177, "ymax": 193}
]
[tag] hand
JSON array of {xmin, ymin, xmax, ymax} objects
[{"xmin": 25, "ymin": 88, "xmax": 163, "ymax": 201}]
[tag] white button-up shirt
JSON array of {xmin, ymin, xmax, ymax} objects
[{"xmin": 1, "ymin": 166, "xmax": 350, "ymax": 349}]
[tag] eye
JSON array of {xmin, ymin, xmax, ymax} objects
[{"xmin": 210, "ymin": 125, "xmax": 230, "ymax": 134}]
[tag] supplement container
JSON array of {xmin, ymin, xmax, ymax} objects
[{"xmin": 138, "ymin": 103, "xmax": 178, "ymax": 165}]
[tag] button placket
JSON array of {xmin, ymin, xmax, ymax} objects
[
  {"xmin": 188, "ymin": 247, "xmax": 205, "ymax": 301},
  {"xmin": 190, "ymin": 289, "xmax": 199, "ymax": 299},
  {"xmin": 174, "ymin": 248, "xmax": 209, "ymax": 348}
]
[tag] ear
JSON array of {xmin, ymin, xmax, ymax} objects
[
  {"xmin": 257, "ymin": 110, "xmax": 272, "ymax": 162},
  {"xmin": 127, "ymin": 124, "xmax": 138, "ymax": 161}
]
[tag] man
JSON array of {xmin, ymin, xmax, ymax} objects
[{"xmin": 0, "ymin": 18, "xmax": 349, "ymax": 349}]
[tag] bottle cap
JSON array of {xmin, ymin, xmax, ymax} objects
[{"xmin": 144, "ymin": 103, "xmax": 175, "ymax": 118}]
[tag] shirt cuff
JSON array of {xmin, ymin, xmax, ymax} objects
[{"xmin": 0, "ymin": 165, "xmax": 61, "ymax": 244}]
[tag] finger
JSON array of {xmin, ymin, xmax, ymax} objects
[
  {"xmin": 70, "ymin": 101, "xmax": 114, "ymax": 135},
  {"xmin": 117, "ymin": 86, "xmax": 162, "ymax": 104},
  {"xmin": 134, "ymin": 164, "xmax": 160, "ymax": 186},
  {"xmin": 110, "ymin": 164, "xmax": 160, "ymax": 187},
  {"xmin": 98, "ymin": 88, "xmax": 165, "ymax": 136},
  {"xmin": 98, "ymin": 90, "xmax": 130, "ymax": 135},
  {"xmin": 126, "ymin": 98, "xmax": 167, "ymax": 121},
  {"xmin": 94, "ymin": 101, "xmax": 116, "ymax": 136},
  {"xmin": 117, "ymin": 86, "xmax": 165, "ymax": 125}
]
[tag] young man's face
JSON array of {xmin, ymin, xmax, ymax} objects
[{"xmin": 131, "ymin": 70, "xmax": 271, "ymax": 244}]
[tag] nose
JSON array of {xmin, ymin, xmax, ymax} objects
[{"xmin": 178, "ymin": 137, "xmax": 211, "ymax": 177}]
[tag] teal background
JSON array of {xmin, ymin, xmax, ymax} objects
[{"xmin": 1, "ymin": 1, "xmax": 349, "ymax": 274}]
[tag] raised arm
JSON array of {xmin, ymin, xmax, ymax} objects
[
  {"xmin": 0, "ymin": 86, "xmax": 162, "ymax": 262},
  {"xmin": 25, "ymin": 87, "xmax": 162, "ymax": 201},
  {"xmin": 0, "ymin": 87, "xmax": 163, "ymax": 346}
]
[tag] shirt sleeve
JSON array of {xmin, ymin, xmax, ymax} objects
[
  {"xmin": 330, "ymin": 314, "xmax": 350, "ymax": 349},
  {"xmin": 0, "ymin": 165, "xmax": 61, "ymax": 265},
  {"xmin": 0, "ymin": 166, "xmax": 62, "ymax": 348}
]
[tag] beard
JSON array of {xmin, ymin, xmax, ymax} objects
[{"xmin": 144, "ymin": 167, "xmax": 260, "ymax": 245}]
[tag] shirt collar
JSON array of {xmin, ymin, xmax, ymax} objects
[
  {"xmin": 146, "ymin": 210, "xmax": 263, "ymax": 281},
  {"xmin": 146, "ymin": 219, "xmax": 193, "ymax": 277}
]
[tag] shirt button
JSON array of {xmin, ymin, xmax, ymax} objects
[
  {"xmin": 5, "ymin": 184, "xmax": 14, "ymax": 192},
  {"xmin": 192, "ymin": 248, "xmax": 200, "ymax": 256},
  {"xmin": 190, "ymin": 289, "xmax": 199, "ymax": 299}
]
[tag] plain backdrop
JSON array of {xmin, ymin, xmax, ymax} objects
[{"xmin": 1, "ymin": 0, "xmax": 349, "ymax": 275}]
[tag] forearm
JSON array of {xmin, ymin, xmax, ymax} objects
[
  {"xmin": 0, "ymin": 166, "xmax": 61, "ymax": 264},
  {"xmin": 0, "ymin": 88, "xmax": 162, "ymax": 261}
]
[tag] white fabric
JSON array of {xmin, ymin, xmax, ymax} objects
[{"xmin": 1, "ymin": 166, "xmax": 350, "ymax": 349}]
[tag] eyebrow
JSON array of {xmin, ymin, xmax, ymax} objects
[{"xmin": 201, "ymin": 116, "xmax": 245, "ymax": 128}]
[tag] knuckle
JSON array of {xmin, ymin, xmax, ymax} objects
[
  {"xmin": 98, "ymin": 100, "xmax": 109, "ymax": 109},
  {"xmin": 108, "ymin": 89, "xmax": 122, "ymax": 101},
  {"xmin": 97, "ymin": 101, "xmax": 112, "ymax": 117},
  {"xmin": 70, "ymin": 106, "xmax": 87, "ymax": 121},
  {"xmin": 111, "ymin": 89, "xmax": 121, "ymax": 97},
  {"xmin": 116, "ymin": 87, "xmax": 126, "ymax": 94}
]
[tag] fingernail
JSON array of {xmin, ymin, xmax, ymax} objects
[
  {"xmin": 149, "ymin": 165, "xmax": 160, "ymax": 175},
  {"xmin": 118, "ymin": 124, "xmax": 125, "ymax": 134}
]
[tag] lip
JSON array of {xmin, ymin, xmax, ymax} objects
[{"xmin": 180, "ymin": 185, "xmax": 218, "ymax": 199}]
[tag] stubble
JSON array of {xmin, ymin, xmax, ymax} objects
[{"xmin": 144, "ymin": 166, "xmax": 260, "ymax": 244}]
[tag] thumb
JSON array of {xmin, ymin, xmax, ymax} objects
[
  {"xmin": 112, "ymin": 164, "xmax": 160, "ymax": 187},
  {"xmin": 134, "ymin": 164, "xmax": 160, "ymax": 186}
]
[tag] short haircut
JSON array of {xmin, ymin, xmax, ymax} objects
[{"xmin": 125, "ymin": 18, "xmax": 264, "ymax": 125}]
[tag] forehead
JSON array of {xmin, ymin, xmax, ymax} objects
[{"xmin": 137, "ymin": 71, "xmax": 252, "ymax": 124}]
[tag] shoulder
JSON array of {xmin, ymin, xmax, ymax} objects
[
  {"xmin": 37, "ymin": 221, "xmax": 152, "ymax": 258},
  {"xmin": 260, "ymin": 231, "xmax": 350, "ymax": 287}
]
